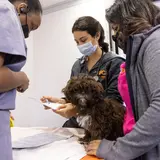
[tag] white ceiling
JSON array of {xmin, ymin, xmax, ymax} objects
[{"xmin": 40, "ymin": 0, "xmax": 68, "ymax": 8}]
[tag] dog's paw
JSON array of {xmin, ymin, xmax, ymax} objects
[{"xmin": 78, "ymin": 137, "xmax": 90, "ymax": 144}]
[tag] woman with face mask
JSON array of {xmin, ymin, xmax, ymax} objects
[
  {"xmin": 0, "ymin": 0, "xmax": 42, "ymax": 159},
  {"xmin": 86, "ymin": 0, "xmax": 160, "ymax": 160},
  {"xmin": 41, "ymin": 16, "xmax": 125, "ymax": 128}
]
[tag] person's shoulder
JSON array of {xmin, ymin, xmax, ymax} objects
[
  {"xmin": 71, "ymin": 57, "xmax": 82, "ymax": 74},
  {"xmin": 102, "ymin": 51, "xmax": 125, "ymax": 64},
  {"xmin": 0, "ymin": 1, "xmax": 26, "ymax": 57},
  {"xmin": 72, "ymin": 56, "xmax": 84, "ymax": 68},
  {"xmin": 0, "ymin": 0, "xmax": 21, "ymax": 30},
  {"xmin": 71, "ymin": 57, "xmax": 84, "ymax": 76},
  {"xmin": 143, "ymin": 26, "xmax": 160, "ymax": 52},
  {"xmin": 0, "ymin": 0, "xmax": 15, "ymax": 14},
  {"xmin": 141, "ymin": 26, "xmax": 160, "ymax": 63}
]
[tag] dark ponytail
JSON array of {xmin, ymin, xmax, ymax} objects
[
  {"xmin": 72, "ymin": 16, "xmax": 109, "ymax": 53},
  {"xmin": 98, "ymin": 25, "xmax": 109, "ymax": 53}
]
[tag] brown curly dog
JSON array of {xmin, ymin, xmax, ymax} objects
[{"xmin": 62, "ymin": 75, "xmax": 125, "ymax": 143}]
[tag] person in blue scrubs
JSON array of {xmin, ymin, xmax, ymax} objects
[{"xmin": 0, "ymin": 0, "xmax": 42, "ymax": 159}]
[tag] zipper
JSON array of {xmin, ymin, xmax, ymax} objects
[{"xmin": 126, "ymin": 37, "xmax": 143, "ymax": 160}]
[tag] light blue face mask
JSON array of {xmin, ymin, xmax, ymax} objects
[{"xmin": 78, "ymin": 41, "xmax": 97, "ymax": 56}]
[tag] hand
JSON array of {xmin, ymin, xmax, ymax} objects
[
  {"xmin": 17, "ymin": 84, "xmax": 29, "ymax": 93},
  {"xmin": 86, "ymin": 140, "xmax": 101, "ymax": 156},
  {"xmin": 53, "ymin": 103, "xmax": 77, "ymax": 118},
  {"xmin": 10, "ymin": 112, "xmax": 14, "ymax": 120},
  {"xmin": 17, "ymin": 72, "xmax": 29, "ymax": 93},
  {"xmin": 40, "ymin": 96, "xmax": 66, "ymax": 110}
]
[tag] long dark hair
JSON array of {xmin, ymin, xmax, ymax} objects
[
  {"xmin": 105, "ymin": 0, "xmax": 160, "ymax": 38},
  {"xmin": 72, "ymin": 16, "xmax": 109, "ymax": 53}
]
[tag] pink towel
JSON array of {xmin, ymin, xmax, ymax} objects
[{"xmin": 118, "ymin": 62, "xmax": 135, "ymax": 135}]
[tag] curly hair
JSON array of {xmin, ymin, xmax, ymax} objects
[{"xmin": 62, "ymin": 75, "xmax": 125, "ymax": 143}]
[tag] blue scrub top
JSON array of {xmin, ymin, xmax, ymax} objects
[{"xmin": 0, "ymin": 0, "xmax": 27, "ymax": 110}]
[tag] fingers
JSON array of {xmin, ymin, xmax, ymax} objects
[
  {"xmin": 88, "ymin": 140, "xmax": 97, "ymax": 146},
  {"xmin": 53, "ymin": 106, "xmax": 66, "ymax": 114},
  {"xmin": 87, "ymin": 144, "xmax": 95, "ymax": 152},
  {"xmin": 43, "ymin": 103, "xmax": 75, "ymax": 119},
  {"xmin": 17, "ymin": 88, "xmax": 21, "ymax": 92},
  {"xmin": 56, "ymin": 105, "xmax": 66, "ymax": 110},
  {"xmin": 17, "ymin": 84, "xmax": 29, "ymax": 93},
  {"xmin": 87, "ymin": 141, "xmax": 98, "ymax": 151},
  {"xmin": 10, "ymin": 114, "xmax": 14, "ymax": 120},
  {"xmin": 86, "ymin": 143, "xmax": 97, "ymax": 156},
  {"xmin": 53, "ymin": 109, "xmax": 63, "ymax": 114},
  {"xmin": 85, "ymin": 140, "xmax": 101, "ymax": 156},
  {"xmin": 52, "ymin": 105, "xmax": 67, "ymax": 118},
  {"xmin": 41, "ymin": 97, "xmax": 46, "ymax": 103},
  {"xmin": 86, "ymin": 150, "xmax": 96, "ymax": 156},
  {"xmin": 41, "ymin": 96, "xmax": 51, "ymax": 102},
  {"xmin": 44, "ymin": 106, "xmax": 51, "ymax": 110},
  {"xmin": 40, "ymin": 96, "xmax": 59, "ymax": 103},
  {"xmin": 17, "ymin": 87, "xmax": 25, "ymax": 93}
]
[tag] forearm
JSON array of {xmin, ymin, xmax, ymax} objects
[
  {"xmin": 97, "ymin": 101, "xmax": 160, "ymax": 160},
  {"xmin": 0, "ymin": 66, "xmax": 24, "ymax": 92}
]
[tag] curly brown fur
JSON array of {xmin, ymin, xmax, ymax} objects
[{"xmin": 62, "ymin": 75, "xmax": 125, "ymax": 143}]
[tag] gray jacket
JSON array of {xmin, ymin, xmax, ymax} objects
[{"xmin": 97, "ymin": 25, "xmax": 160, "ymax": 160}]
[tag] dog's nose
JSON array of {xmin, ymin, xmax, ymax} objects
[{"xmin": 78, "ymin": 98, "xmax": 87, "ymax": 106}]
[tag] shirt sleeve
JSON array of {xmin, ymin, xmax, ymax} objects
[
  {"xmin": 70, "ymin": 59, "xmax": 81, "ymax": 78},
  {"xmin": 97, "ymin": 32, "xmax": 160, "ymax": 160},
  {"xmin": 0, "ymin": 1, "xmax": 26, "ymax": 65}
]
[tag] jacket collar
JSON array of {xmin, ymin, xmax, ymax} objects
[{"xmin": 126, "ymin": 25, "xmax": 160, "ymax": 66}]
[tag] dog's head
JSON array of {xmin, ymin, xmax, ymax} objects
[{"xmin": 62, "ymin": 75, "xmax": 104, "ymax": 116}]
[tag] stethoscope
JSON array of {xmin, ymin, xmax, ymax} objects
[{"xmin": 80, "ymin": 51, "xmax": 105, "ymax": 82}]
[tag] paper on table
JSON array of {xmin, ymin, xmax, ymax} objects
[
  {"xmin": 39, "ymin": 127, "xmax": 84, "ymax": 138},
  {"xmin": 12, "ymin": 132, "xmax": 66, "ymax": 149},
  {"xmin": 11, "ymin": 127, "xmax": 45, "ymax": 142},
  {"xmin": 45, "ymin": 127, "xmax": 74, "ymax": 138},
  {"xmin": 13, "ymin": 137, "xmax": 86, "ymax": 160},
  {"xmin": 11, "ymin": 127, "xmax": 67, "ymax": 149}
]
